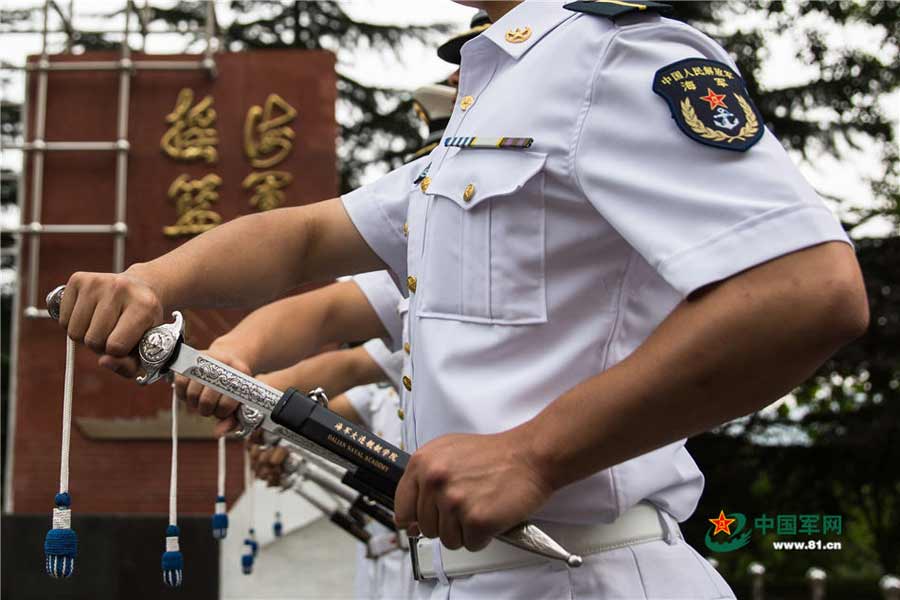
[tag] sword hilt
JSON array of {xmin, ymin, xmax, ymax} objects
[
  {"xmin": 47, "ymin": 286, "xmax": 184, "ymax": 387},
  {"xmin": 270, "ymin": 388, "xmax": 583, "ymax": 568}
]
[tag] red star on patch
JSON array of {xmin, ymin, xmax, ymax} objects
[
  {"xmin": 709, "ymin": 510, "xmax": 736, "ymax": 536},
  {"xmin": 699, "ymin": 88, "xmax": 728, "ymax": 110}
]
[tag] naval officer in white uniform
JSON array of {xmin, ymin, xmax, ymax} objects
[{"xmin": 55, "ymin": 1, "xmax": 869, "ymax": 598}]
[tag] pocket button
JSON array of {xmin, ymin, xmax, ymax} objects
[{"xmin": 463, "ymin": 183, "xmax": 476, "ymax": 203}]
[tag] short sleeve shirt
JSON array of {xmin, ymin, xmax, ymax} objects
[
  {"xmin": 342, "ymin": 0, "xmax": 849, "ymax": 524},
  {"xmin": 345, "ymin": 384, "xmax": 402, "ymax": 450},
  {"xmin": 353, "ymin": 271, "xmax": 405, "ymax": 352}
]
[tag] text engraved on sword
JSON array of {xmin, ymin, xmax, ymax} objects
[{"xmin": 187, "ymin": 356, "xmax": 281, "ymax": 410}]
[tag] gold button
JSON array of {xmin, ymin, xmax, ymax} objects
[
  {"xmin": 420, "ymin": 176, "xmax": 431, "ymax": 193},
  {"xmin": 402, "ymin": 376, "xmax": 412, "ymax": 391},
  {"xmin": 397, "ymin": 408, "xmax": 405, "ymax": 420},
  {"xmin": 407, "ymin": 276, "xmax": 417, "ymax": 293},
  {"xmin": 460, "ymin": 95, "xmax": 475, "ymax": 111},
  {"xmin": 403, "ymin": 342, "xmax": 410, "ymax": 354},
  {"xmin": 505, "ymin": 26, "xmax": 532, "ymax": 44},
  {"xmin": 463, "ymin": 183, "xmax": 476, "ymax": 203},
  {"xmin": 402, "ymin": 222, "xmax": 409, "ymax": 237}
]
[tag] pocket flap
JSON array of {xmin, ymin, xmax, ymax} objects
[{"xmin": 427, "ymin": 149, "xmax": 547, "ymax": 210}]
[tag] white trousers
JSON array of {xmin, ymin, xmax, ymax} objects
[
  {"xmin": 411, "ymin": 538, "xmax": 735, "ymax": 600},
  {"xmin": 355, "ymin": 540, "xmax": 413, "ymax": 599}
]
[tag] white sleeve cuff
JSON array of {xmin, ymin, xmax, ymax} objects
[
  {"xmin": 658, "ymin": 204, "xmax": 851, "ymax": 296},
  {"xmin": 353, "ymin": 271, "xmax": 404, "ymax": 351},
  {"xmin": 341, "ymin": 189, "xmax": 409, "ymax": 288},
  {"xmin": 344, "ymin": 385, "xmax": 375, "ymax": 429},
  {"xmin": 362, "ymin": 339, "xmax": 403, "ymax": 391}
]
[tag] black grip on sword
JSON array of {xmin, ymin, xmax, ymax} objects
[
  {"xmin": 330, "ymin": 511, "xmax": 372, "ymax": 544},
  {"xmin": 348, "ymin": 505, "xmax": 369, "ymax": 529},
  {"xmin": 351, "ymin": 496, "xmax": 398, "ymax": 531},
  {"xmin": 270, "ymin": 388, "xmax": 409, "ymax": 501}
]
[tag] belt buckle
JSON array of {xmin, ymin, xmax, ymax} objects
[{"xmin": 409, "ymin": 536, "xmax": 425, "ymax": 581}]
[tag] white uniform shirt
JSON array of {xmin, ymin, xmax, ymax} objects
[{"xmin": 342, "ymin": 0, "xmax": 849, "ymax": 527}]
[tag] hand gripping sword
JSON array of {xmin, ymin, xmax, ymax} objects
[{"xmin": 47, "ymin": 287, "xmax": 583, "ymax": 568}]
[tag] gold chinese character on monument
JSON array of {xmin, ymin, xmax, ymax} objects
[
  {"xmin": 244, "ymin": 94, "xmax": 297, "ymax": 169},
  {"xmin": 242, "ymin": 170, "xmax": 293, "ymax": 212},
  {"xmin": 161, "ymin": 88, "xmax": 219, "ymax": 164},
  {"xmin": 163, "ymin": 173, "xmax": 223, "ymax": 237}
]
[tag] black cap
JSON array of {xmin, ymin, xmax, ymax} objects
[{"xmin": 437, "ymin": 10, "xmax": 492, "ymax": 65}]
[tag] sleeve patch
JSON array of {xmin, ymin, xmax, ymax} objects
[{"xmin": 652, "ymin": 58, "xmax": 764, "ymax": 152}]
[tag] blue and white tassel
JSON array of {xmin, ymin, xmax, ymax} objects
[
  {"xmin": 273, "ymin": 511, "xmax": 283, "ymax": 538},
  {"xmin": 161, "ymin": 386, "xmax": 184, "ymax": 587},
  {"xmin": 211, "ymin": 436, "xmax": 228, "ymax": 539},
  {"xmin": 45, "ymin": 337, "xmax": 78, "ymax": 578},
  {"xmin": 241, "ymin": 445, "xmax": 256, "ymax": 574}
]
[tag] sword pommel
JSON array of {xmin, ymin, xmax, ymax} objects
[
  {"xmin": 46, "ymin": 285, "xmax": 66, "ymax": 321},
  {"xmin": 136, "ymin": 311, "xmax": 184, "ymax": 386}
]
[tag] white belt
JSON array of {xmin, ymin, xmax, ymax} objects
[{"xmin": 411, "ymin": 503, "xmax": 675, "ymax": 581}]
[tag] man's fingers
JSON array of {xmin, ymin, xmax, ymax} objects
[
  {"xmin": 461, "ymin": 511, "xmax": 494, "ymax": 552},
  {"xmin": 197, "ymin": 386, "xmax": 222, "ymax": 417},
  {"xmin": 214, "ymin": 415, "xmax": 238, "ymax": 437},
  {"xmin": 215, "ymin": 396, "xmax": 240, "ymax": 420},
  {"xmin": 105, "ymin": 304, "xmax": 156, "ymax": 357},
  {"xmin": 83, "ymin": 297, "xmax": 121, "ymax": 354},
  {"xmin": 173, "ymin": 375, "xmax": 190, "ymax": 403},
  {"xmin": 393, "ymin": 469, "xmax": 419, "ymax": 529},
  {"xmin": 65, "ymin": 290, "xmax": 97, "ymax": 345},
  {"xmin": 56, "ymin": 277, "xmax": 79, "ymax": 328},
  {"xmin": 98, "ymin": 354, "xmax": 140, "ymax": 378},
  {"xmin": 212, "ymin": 398, "xmax": 234, "ymax": 419},
  {"xmin": 185, "ymin": 379, "xmax": 204, "ymax": 410},
  {"xmin": 438, "ymin": 509, "xmax": 464, "ymax": 551},
  {"xmin": 417, "ymin": 483, "xmax": 440, "ymax": 539},
  {"xmin": 269, "ymin": 446, "xmax": 288, "ymax": 466}
]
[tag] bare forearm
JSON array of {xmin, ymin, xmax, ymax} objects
[
  {"xmin": 260, "ymin": 346, "xmax": 386, "ymax": 399},
  {"xmin": 211, "ymin": 282, "xmax": 388, "ymax": 374},
  {"xmin": 128, "ymin": 199, "xmax": 384, "ymax": 314},
  {"xmin": 522, "ymin": 242, "xmax": 868, "ymax": 491}
]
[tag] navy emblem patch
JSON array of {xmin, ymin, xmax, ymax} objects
[{"xmin": 652, "ymin": 58, "xmax": 763, "ymax": 152}]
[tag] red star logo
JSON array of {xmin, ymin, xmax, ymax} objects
[
  {"xmin": 709, "ymin": 510, "xmax": 736, "ymax": 536},
  {"xmin": 699, "ymin": 88, "xmax": 728, "ymax": 110}
]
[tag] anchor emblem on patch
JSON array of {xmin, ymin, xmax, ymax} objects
[{"xmin": 652, "ymin": 58, "xmax": 764, "ymax": 152}]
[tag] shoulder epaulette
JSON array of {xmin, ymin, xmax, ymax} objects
[{"xmin": 563, "ymin": 0, "xmax": 673, "ymax": 19}]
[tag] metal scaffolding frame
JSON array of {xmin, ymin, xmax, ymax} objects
[
  {"xmin": 2, "ymin": 0, "xmax": 218, "ymax": 513},
  {"xmin": 3, "ymin": 0, "xmax": 218, "ymax": 318}
]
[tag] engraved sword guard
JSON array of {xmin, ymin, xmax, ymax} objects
[
  {"xmin": 136, "ymin": 311, "xmax": 184, "ymax": 386},
  {"xmin": 235, "ymin": 405, "xmax": 265, "ymax": 438}
]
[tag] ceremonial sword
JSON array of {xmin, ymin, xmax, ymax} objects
[
  {"xmin": 256, "ymin": 430, "xmax": 397, "ymax": 531},
  {"xmin": 47, "ymin": 286, "xmax": 583, "ymax": 568}
]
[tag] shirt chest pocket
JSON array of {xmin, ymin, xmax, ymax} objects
[{"xmin": 415, "ymin": 150, "xmax": 547, "ymax": 325}]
